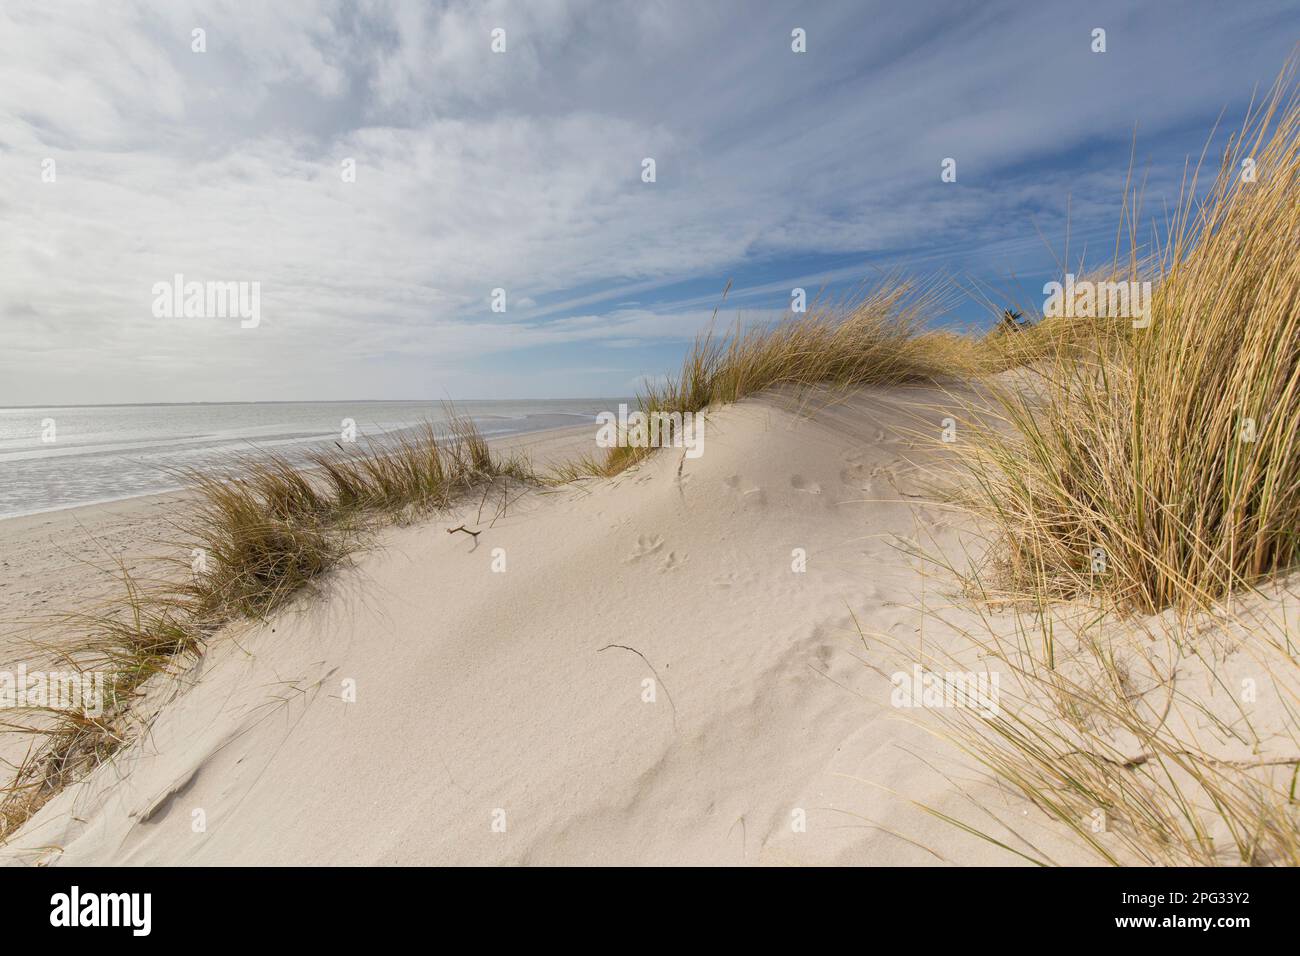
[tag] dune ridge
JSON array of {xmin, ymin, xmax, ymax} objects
[{"xmin": 3, "ymin": 387, "xmax": 1094, "ymax": 866}]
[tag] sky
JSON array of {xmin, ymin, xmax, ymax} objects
[{"xmin": 1, "ymin": 0, "xmax": 1296, "ymax": 404}]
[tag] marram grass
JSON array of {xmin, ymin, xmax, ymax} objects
[
  {"xmin": 558, "ymin": 277, "xmax": 973, "ymax": 479},
  {"xmin": 955, "ymin": 70, "xmax": 1300, "ymax": 614},
  {"xmin": 0, "ymin": 414, "xmax": 531, "ymax": 839}
]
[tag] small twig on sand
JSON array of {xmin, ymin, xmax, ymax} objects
[{"xmin": 447, "ymin": 524, "xmax": 481, "ymax": 540}]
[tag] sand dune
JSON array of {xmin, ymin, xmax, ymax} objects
[
  {"xmin": 3, "ymin": 387, "xmax": 1105, "ymax": 866},
  {"xmin": 9, "ymin": 385, "xmax": 1290, "ymax": 866},
  {"xmin": 0, "ymin": 426, "xmax": 600, "ymax": 790}
]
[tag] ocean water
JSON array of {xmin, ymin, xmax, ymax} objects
[{"xmin": 0, "ymin": 400, "xmax": 615, "ymax": 519}]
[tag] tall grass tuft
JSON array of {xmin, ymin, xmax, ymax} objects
[
  {"xmin": 561, "ymin": 278, "xmax": 969, "ymax": 478},
  {"xmin": 956, "ymin": 69, "xmax": 1300, "ymax": 613},
  {"xmin": 1, "ymin": 413, "xmax": 531, "ymax": 840},
  {"xmin": 895, "ymin": 61, "xmax": 1300, "ymax": 867}
]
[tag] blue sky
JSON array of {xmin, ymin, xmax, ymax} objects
[{"xmin": 1, "ymin": 1, "xmax": 1296, "ymax": 403}]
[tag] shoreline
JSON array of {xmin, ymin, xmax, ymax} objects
[
  {"xmin": 0, "ymin": 420, "xmax": 597, "ymax": 526},
  {"xmin": 0, "ymin": 421, "xmax": 596, "ymax": 651},
  {"xmin": 0, "ymin": 420, "xmax": 599, "ymax": 772},
  {"xmin": 0, "ymin": 416, "xmax": 608, "ymax": 522}
]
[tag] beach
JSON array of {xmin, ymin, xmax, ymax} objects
[
  {"xmin": 0, "ymin": 425, "xmax": 596, "ymax": 774},
  {"xmin": 3, "ymin": 382, "xmax": 1297, "ymax": 867},
  {"xmin": 0, "ymin": 400, "xmax": 617, "ymax": 520},
  {"xmin": 3, "ymin": 0, "xmax": 1296, "ymax": 928},
  {"xmin": 0, "ymin": 423, "xmax": 597, "ymax": 624},
  {"xmin": 1, "ymin": 386, "xmax": 1089, "ymax": 865}
]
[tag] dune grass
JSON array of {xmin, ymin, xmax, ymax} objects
[
  {"xmin": 556, "ymin": 278, "xmax": 971, "ymax": 479},
  {"xmin": 890, "ymin": 64, "xmax": 1300, "ymax": 866},
  {"xmin": 969, "ymin": 265, "xmax": 1147, "ymax": 374},
  {"xmin": 176, "ymin": 419, "xmax": 527, "ymax": 619},
  {"xmin": 0, "ymin": 274, "xmax": 974, "ymax": 842},
  {"xmin": 0, "ymin": 414, "xmax": 531, "ymax": 840},
  {"xmin": 873, "ymin": 588, "xmax": 1300, "ymax": 866},
  {"xmin": 953, "ymin": 71, "xmax": 1300, "ymax": 614},
  {"xmin": 0, "ymin": 279, "xmax": 974, "ymax": 842}
]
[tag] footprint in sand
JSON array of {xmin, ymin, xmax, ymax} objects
[
  {"xmin": 625, "ymin": 534, "xmax": 665, "ymax": 562},
  {"xmin": 790, "ymin": 474, "xmax": 822, "ymax": 495},
  {"xmin": 660, "ymin": 551, "xmax": 688, "ymax": 572},
  {"xmin": 724, "ymin": 473, "xmax": 765, "ymax": 505}
]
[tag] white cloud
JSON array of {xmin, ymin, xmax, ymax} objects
[{"xmin": 0, "ymin": 0, "xmax": 1294, "ymax": 402}]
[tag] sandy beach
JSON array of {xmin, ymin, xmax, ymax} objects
[
  {"xmin": 4, "ymin": 4, "xmax": 1297, "ymax": 896},
  {"xmin": 0, "ymin": 426, "xmax": 596, "ymax": 781},
  {"xmin": 0, "ymin": 424, "xmax": 596, "ymax": 634},
  {"xmin": 6, "ymin": 379, "xmax": 1297, "ymax": 867},
  {"xmin": 0, "ymin": 387, "xmax": 1094, "ymax": 866}
]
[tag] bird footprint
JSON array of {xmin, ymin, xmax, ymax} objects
[{"xmin": 625, "ymin": 534, "xmax": 665, "ymax": 562}]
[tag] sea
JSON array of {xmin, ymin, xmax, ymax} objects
[{"xmin": 0, "ymin": 399, "xmax": 616, "ymax": 519}]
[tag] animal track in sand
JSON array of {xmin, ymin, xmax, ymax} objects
[
  {"xmin": 625, "ymin": 534, "xmax": 665, "ymax": 562},
  {"xmin": 839, "ymin": 461, "xmax": 866, "ymax": 485},
  {"xmin": 660, "ymin": 551, "xmax": 688, "ymax": 572},
  {"xmin": 790, "ymin": 474, "xmax": 821, "ymax": 494},
  {"xmin": 723, "ymin": 473, "xmax": 765, "ymax": 505}
]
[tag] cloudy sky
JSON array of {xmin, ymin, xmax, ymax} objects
[{"xmin": 1, "ymin": 1, "xmax": 1295, "ymax": 404}]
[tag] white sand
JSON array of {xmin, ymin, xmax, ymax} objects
[
  {"xmin": 16, "ymin": 389, "xmax": 1290, "ymax": 865},
  {"xmin": 0, "ymin": 427, "xmax": 594, "ymax": 782},
  {"xmin": 3, "ymin": 387, "xmax": 1098, "ymax": 865}
]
